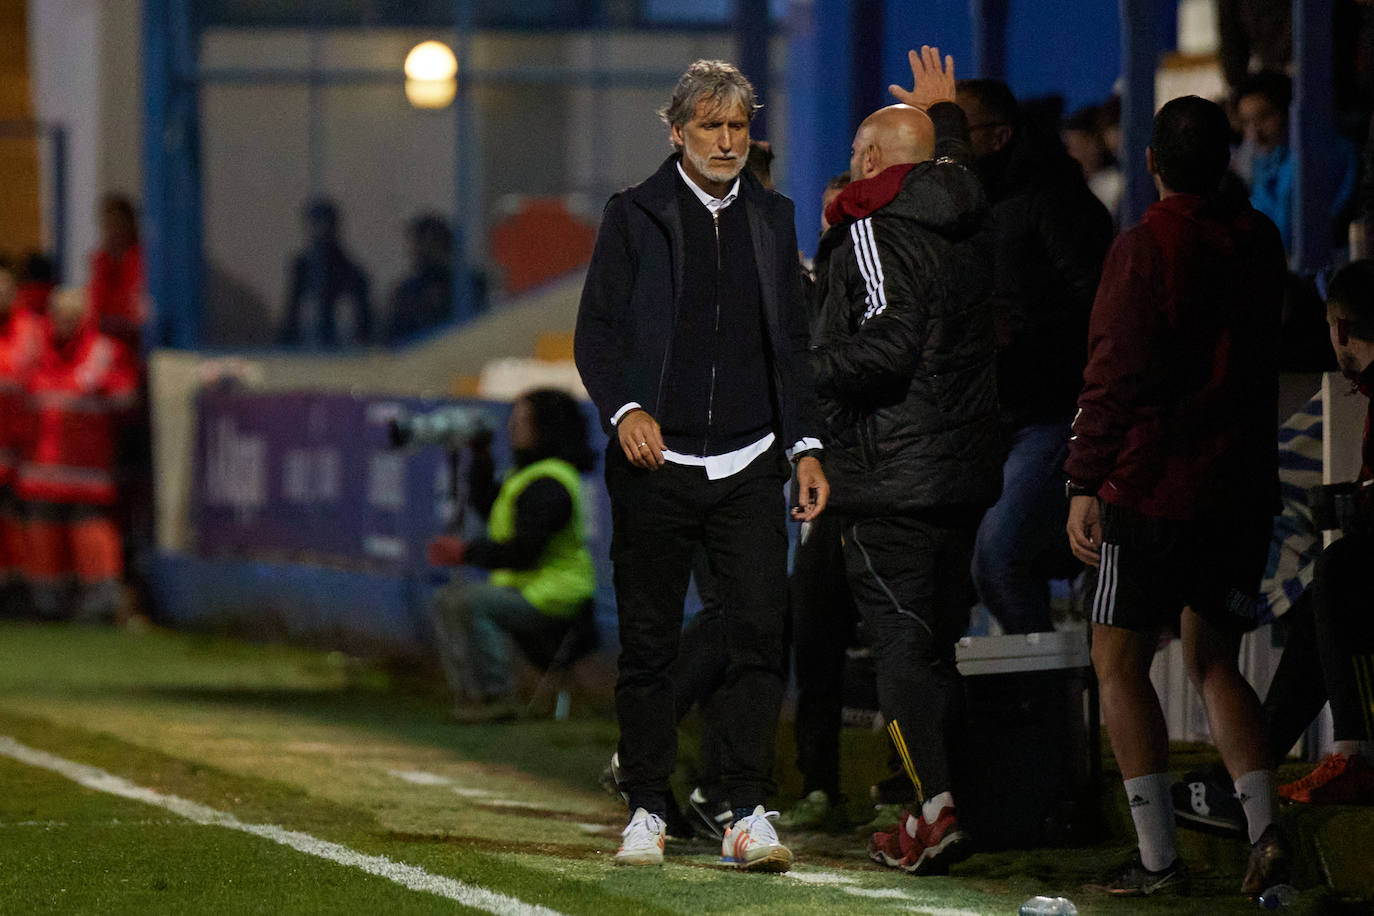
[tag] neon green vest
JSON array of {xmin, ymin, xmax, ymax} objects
[{"xmin": 486, "ymin": 458, "xmax": 595, "ymax": 618}]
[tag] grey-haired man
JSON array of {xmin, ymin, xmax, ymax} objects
[{"xmin": 575, "ymin": 59, "xmax": 828, "ymax": 870}]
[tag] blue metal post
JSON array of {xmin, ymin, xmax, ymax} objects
[
  {"xmin": 142, "ymin": 0, "xmax": 204, "ymax": 349},
  {"xmin": 879, "ymin": 0, "xmax": 974, "ymax": 109},
  {"xmin": 969, "ymin": 0, "xmax": 1008, "ymax": 81},
  {"xmin": 737, "ymin": 0, "xmax": 771, "ymax": 139},
  {"xmin": 1118, "ymin": 0, "xmax": 1158, "ymax": 229},
  {"xmin": 785, "ymin": 0, "xmax": 853, "ymax": 258},
  {"xmin": 1292, "ymin": 0, "xmax": 1336, "ymax": 272}
]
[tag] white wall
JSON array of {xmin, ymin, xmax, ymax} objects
[{"xmin": 27, "ymin": 0, "xmax": 141, "ymax": 285}]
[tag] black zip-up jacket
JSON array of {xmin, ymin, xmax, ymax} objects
[
  {"xmin": 811, "ymin": 102, "xmax": 1002, "ymax": 516},
  {"xmin": 976, "ymin": 129, "xmax": 1113, "ymax": 427},
  {"xmin": 575, "ymin": 155, "xmax": 821, "ymax": 454}
]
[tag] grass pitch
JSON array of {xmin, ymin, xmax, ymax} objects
[{"xmin": 0, "ymin": 620, "xmax": 1367, "ymax": 915}]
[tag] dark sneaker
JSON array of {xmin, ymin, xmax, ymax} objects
[
  {"xmin": 778, "ymin": 789, "xmax": 848, "ymax": 832},
  {"xmin": 600, "ymin": 752, "xmax": 629, "ymax": 804},
  {"xmin": 688, "ymin": 786, "xmax": 734, "ymax": 840},
  {"xmin": 1280, "ymin": 753, "xmax": 1374, "ymax": 805},
  {"xmin": 1241, "ymin": 824, "xmax": 1290, "ymax": 898},
  {"xmin": 871, "ymin": 770, "xmax": 914, "ymax": 806},
  {"xmin": 1172, "ymin": 764, "xmax": 1246, "ymax": 837},
  {"xmin": 1088, "ymin": 853, "xmax": 1190, "ymax": 896}
]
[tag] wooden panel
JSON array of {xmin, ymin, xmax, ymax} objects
[{"xmin": 0, "ymin": 5, "xmax": 41, "ymax": 257}]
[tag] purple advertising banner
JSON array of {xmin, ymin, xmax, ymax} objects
[{"xmin": 193, "ymin": 389, "xmax": 613, "ymax": 591}]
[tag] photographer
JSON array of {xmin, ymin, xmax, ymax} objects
[
  {"xmin": 1275, "ymin": 260, "xmax": 1374, "ymax": 802},
  {"xmin": 425, "ymin": 388, "xmax": 597, "ymax": 722}
]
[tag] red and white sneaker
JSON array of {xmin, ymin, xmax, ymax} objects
[
  {"xmin": 906, "ymin": 806, "xmax": 970, "ymax": 874},
  {"xmin": 615, "ymin": 808, "xmax": 665, "ymax": 866},
  {"xmin": 1279, "ymin": 753, "xmax": 1374, "ymax": 805},
  {"xmin": 721, "ymin": 806, "xmax": 792, "ymax": 872},
  {"xmin": 868, "ymin": 810, "xmax": 920, "ymax": 868}
]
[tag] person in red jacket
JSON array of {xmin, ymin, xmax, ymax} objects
[
  {"xmin": 1065, "ymin": 96, "xmax": 1287, "ymax": 898},
  {"xmin": 17, "ymin": 286, "xmax": 137, "ymax": 622},
  {"xmin": 88, "ymin": 195, "xmax": 146, "ymax": 352},
  {"xmin": 0, "ymin": 255, "xmax": 54, "ymax": 616}
]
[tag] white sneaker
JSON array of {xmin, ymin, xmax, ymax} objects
[
  {"xmin": 721, "ymin": 805, "xmax": 792, "ymax": 872},
  {"xmin": 615, "ymin": 807, "xmax": 665, "ymax": 866}
]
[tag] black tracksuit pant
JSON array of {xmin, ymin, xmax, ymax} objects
[
  {"xmin": 607, "ymin": 445, "xmax": 789, "ymax": 815},
  {"xmin": 840, "ymin": 509, "xmax": 981, "ymax": 805},
  {"xmin": 790, "ymin": 512, "xmax": 857, "ymax": 798}
]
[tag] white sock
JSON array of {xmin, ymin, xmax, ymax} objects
[
  {"xmin": 920, "ymin": 791, "xmax": 954, "ymax": 824},
  {"xmin": 1123, "ymin": 773, "xmax": 1177, "ymax": 871},
  {"xmin": 1233, "ymin": 769, "xmax": 1278, "ymax": 845}
]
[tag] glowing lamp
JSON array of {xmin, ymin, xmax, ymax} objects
[{"xmin": 405, "ymin": 40, "xmax": 458, "ymax": 110}]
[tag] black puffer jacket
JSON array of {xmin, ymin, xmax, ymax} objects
[
  {"xmin": 811, "ymin": 102, "xmax": 1002, "ymax": 516},
  {"xmin": 976, "ymin": 129, "xmax": 1113, "ymax": 427}
]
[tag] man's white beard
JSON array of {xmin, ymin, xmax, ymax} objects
[{"xmin": 685, "ymin": 145, "xmax": 744, "ymax": 185}]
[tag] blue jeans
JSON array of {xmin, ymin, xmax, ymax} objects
[
  {"xmin": 971, "ymin": 419, "xmax": 1075, "ymax": 634},
  {"xmin": 429, "ymin": 581, "xmax": 548, "ymax": 702}
]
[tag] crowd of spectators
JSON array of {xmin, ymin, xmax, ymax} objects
[{"xmin": 0, "ymin": 195, "xmax": 149, "ymax": 625}]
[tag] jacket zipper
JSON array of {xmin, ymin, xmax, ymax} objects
[{"xmin": 703, "ymin": 210, "xmax": 721, "ymax": 456}]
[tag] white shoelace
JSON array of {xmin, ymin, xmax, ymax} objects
[
  {"xmin": 737, "ymin": 807, "xmax": 781, "ymax": 845},
  {"xmin": 621, "ymin": 810, "xmax": 665, "ymax": 847}
]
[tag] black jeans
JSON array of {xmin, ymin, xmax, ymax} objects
[
  {"xmin": 1313, "ymin": 532, "xmax": 1374, "ymax": 742},
  {"xmin": 607, "ymin": 445, "xmax": 789, "ymax": 814},
  {"xmin": 841, "ymin": 510, "xmax": 980, "ymax": 804},
  {"xmin": 790, "ymin": 511, "xmax": 857, "ymax": 798}
]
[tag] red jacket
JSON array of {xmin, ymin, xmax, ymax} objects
[
  {"xmin": 0, "ymin": 294, "xmax": 51, "ymax": 486},
  {"xmin": 1066, "ymin": 191, "xmax": 1285, "ymax": 521},
  {"xmin": 89, "ymin": 244, "xmax": 146, "ymax": 350},
  {"xmin": 17, "ymin": 323, "xmax": 137, "ymax": 505}
]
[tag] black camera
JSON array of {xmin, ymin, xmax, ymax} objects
[
  {"xmin": 387, "ymin": 406, "xmax": 494, "ymax": 450},
  {"xmin": 1308, "ymin": 481, "xmax": 1374, "ymax": 534}
]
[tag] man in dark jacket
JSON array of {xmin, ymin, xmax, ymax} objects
[
  {"xmin": 575, "ymin": 59, "xmax": 828, "ymax": 872},
  {"xmin": 811, "ymin": 46, "xmax": 1000, "ymax": 875},
  {"xmin": 956, "ymin": 78, "xmax": 1114, "ymax": 635},
  {"xmin": 1065, "ymin": 96, "xmax": 1287, "ymax": 898}
]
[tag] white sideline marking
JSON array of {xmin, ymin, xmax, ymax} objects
[
  {"xmin": 388, "ymin": 769, "xmax": 453, "ymax": 786},
  {"xmin": 843, "ymin": 886, "xmax": 912, "ymax": 899},
  {"xmin": 0, "ymin": 736, "xmax": 565, "ymax": 916},
  {"xmin": 899, "ymin": 908, "xmax": 985, "ymax": 916},
  {"xmin": 786, "ymin": 869, "xmax": 860, "ymax": 886}
]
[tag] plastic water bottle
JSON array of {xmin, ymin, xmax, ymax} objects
[
  {"xmin": 1258, "ymin": 884, "xmax": 1297, "ymax": 909},
  {"xmin": 1019, "ymin": 896, "xmax": 1078, "ymax": 916}
]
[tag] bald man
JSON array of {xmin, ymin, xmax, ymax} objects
[{"xmin": 810, "ymin": 47, "xmax": 999, "ymax": 875}]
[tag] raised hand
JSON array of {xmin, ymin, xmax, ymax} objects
[{"xmin": 888, "ymin": 45, "xmax": 956, "ymax": 111}]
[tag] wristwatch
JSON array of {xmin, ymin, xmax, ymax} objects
[{"xmin": 1065, "ymin": 478, "xmax": 1096, "ymax": 500}]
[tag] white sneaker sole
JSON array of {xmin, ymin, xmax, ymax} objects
[
  {"xmin": 721, "ymin": 845, "xmax": 792, "ymax": 872},
  {"xmin": 614, "ymin": 849, "xmax": 664, "ymax": 866}
]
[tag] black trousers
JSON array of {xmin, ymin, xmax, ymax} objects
[
  {"xmin": 841, "ymin": 510, "xmax": 980, "ymax": 804},
  {"xmin": 1313, "ymin": 532, "xmax": 1374, "ymax": 742},
  {"xmin": 607, "ymin": 445, "xmax": 789, "ymax": 814},
  {"xmin": 790, "ymin": 512, "xmax": 857, "ymax": 798},
  {"xmin": 1263, "ymin": 531, "xmax": 1374, "ymax": 752}
]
